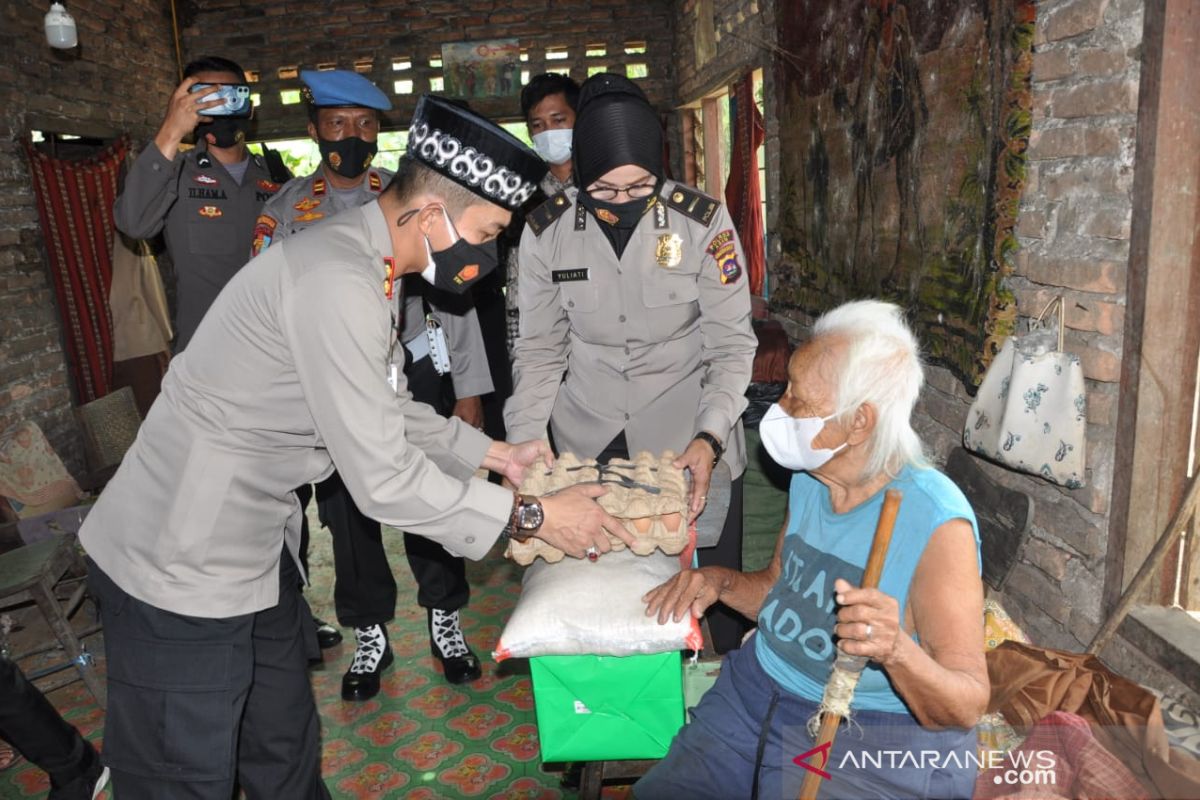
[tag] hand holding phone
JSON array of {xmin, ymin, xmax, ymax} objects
[{"xmin": 189, "ymin": 83, "xmax": 252, "ymax": 118}]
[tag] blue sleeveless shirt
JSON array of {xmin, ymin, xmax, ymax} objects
[{"xmin": 754, "ymin": 465, "xmax": 980, "ymax": 714}]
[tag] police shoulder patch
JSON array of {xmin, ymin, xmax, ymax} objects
[
  {"xmin": 665, "ymin": 184, "xmax": 720, "ymax": 227},
  {"xmin": 525, "ymin": 192, "xmax": 572, "ymax": 237}
]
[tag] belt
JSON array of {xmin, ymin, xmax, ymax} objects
[{"xmin": 404, "ymin": 332, "xmax": 430, "ymax": 362}]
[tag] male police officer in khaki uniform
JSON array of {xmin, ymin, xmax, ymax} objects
[
  {"xmin": 506, "ymin": 74, "xmax": 757, "ymax": 654},
  {"xmin": 257, "ymin": 71, "xmax": 496, "ymax": 697},
  {"xmin": 80, "ymin": 94, "xmax": 631, "ymax": 799},
  {"xmin": 115, "ymin": 56, "xmax": 284, "ymax": 353}
]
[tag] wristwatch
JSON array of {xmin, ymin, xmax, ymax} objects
[
  {"xmin": 693, "ymin": 431, "xmax": 724, "ymax": 467},
  {"xmin": 503, "ymin": 494, "xmax": 544, "ymax": 542}
]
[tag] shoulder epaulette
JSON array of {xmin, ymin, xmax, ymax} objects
[
  {"xmin": 665, "ymin": 184, "xmax": 719, "ymax": 227},
  {"xmin": 526, "ymin": 192, "xmax": 572, "ymax": 237}
]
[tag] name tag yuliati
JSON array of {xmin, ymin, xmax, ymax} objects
[{"xmin": 552, "ymin": 268, "xmax": 589, "ymax": 283}]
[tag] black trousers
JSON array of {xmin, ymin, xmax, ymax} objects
[
  {"xmin": 0, "ymin": 657, "xmax": 100, "ymax": 799},
  {"xmin": 88, "ymin": 552, "xmax": 329, "ymax": 800},
  {"xmin": 299, "ymin": 353, "xmax": 470, "ymax": 629},
  {"xmin": 596, "ymin": 432, "xmax": 751, "ymax": 655}
]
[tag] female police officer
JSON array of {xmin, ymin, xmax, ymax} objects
[{"xmin": 505, "ymin": 73, "xmax": 757, "ymax": 653}]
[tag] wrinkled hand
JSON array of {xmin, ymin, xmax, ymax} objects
[
  {"xmin": 674, "ymin": 438, "xmax": 715, "ymax": 521},
  {"xmin": 452, "ymin": 396, "xmax": 484, "ymax": 430},
  {"xmin": 642, "ymin": 567, "xmax": 724, "ymax": 624},
  {"xmin": 537, "ymin": 484, "xmax": 635, "ymax": 559},
  {"xmin": 832, "ymin": 578, "xmax": 903, "ymax": 665},
  {"xmin": 156, "ymin": 77, "xmax": 226, "ymax": 154},
  {"xmin": 498, "ymin": 439, "xmax": 554, "ymax": 487}
]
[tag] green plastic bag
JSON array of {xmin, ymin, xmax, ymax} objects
[{"xmin": 530, "ymin": 651, "xmax": 685, "ymax": 762}]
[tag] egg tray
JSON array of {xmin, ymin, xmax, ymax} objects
[{"xmin": 506, "ymin": 450, "xmax": 690, "ymax": 565}]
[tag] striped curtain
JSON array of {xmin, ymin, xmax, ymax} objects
[{"xmin": 22, "ymin": 136, "xmax": 129, "ymax": 403}]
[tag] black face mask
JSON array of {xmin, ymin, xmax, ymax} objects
[
  {"xmin": 578, "ymin": 190, "xmax": 656, "ymax": 229},
  {"xmin": 199, "ymin": 117, "xmax": 249, "ymax": 149},
  {"xmin": 318, "ymin": 136, "xmax": 377, "ymax": 179},
  {"xmin": 419, "ymin": 210, "xmax": 499, "ymax": 294}
]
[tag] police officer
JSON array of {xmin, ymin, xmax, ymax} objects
[
  {"xmin": 505, "ymin": 74, "xmax": 758, "ymax": 654},
  {"xmin": 115, "ymin": 56, "xmax": 285, "ymax": 353},
  {"xmin": 80, "ymin": 94, "xmax": 631, "ymax": 799},
  {"xmin": 257, "ymin": 71, "xmax": 495, "ymax": 697},
  {"xmin": 499, "ymin": 73, "xmax": 581, "ymax": 362}
]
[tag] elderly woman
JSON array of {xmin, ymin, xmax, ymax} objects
[
  {"xmin": 505, "ymin": 73, "xmax": 758, "ymax": 653},
  {"xmin": 636, "ymin": 300, "xmax": 988, "ymax": 800}
]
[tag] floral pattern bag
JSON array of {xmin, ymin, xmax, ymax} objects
[{"xmin": 963, "ymin": 297, "xmax": 1087, "ymax": 488}]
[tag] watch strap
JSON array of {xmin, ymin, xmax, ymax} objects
[{"xmin": 693, "ymin": 431, "xmax": 724, "ymax": 467}]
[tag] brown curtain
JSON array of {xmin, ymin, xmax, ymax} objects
[{"xmin": 724, "ymin": 74, "xmax": 766, "ymax": 296}]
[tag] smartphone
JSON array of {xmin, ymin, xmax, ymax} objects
[{"xmin": 190, "ymin": 83, "xmax": 252, "ymax": 117}]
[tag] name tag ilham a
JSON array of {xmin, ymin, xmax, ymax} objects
[{"xmin": 552, "ymin": 268, "xmax": 589, "ymax": 283}]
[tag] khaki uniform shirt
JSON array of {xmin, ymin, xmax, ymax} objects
[
  {"xmin": 114, "ymin": 141, "xmax": 282, "ymax": 352},
  {"xmin": 256, "ymin": 166, "xmax": 492, "ymax": 399},
  {"xmin": 505, "ymin": 181, "xmax": 756, "ymax": 476},
  {"xmin": 80, "ymin": 202, "xmax": 512, "ymax": 618}
]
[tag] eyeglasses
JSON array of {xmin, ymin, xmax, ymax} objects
[{"xmin": 588, "ymin": 180, "xmax": 657, "ymax": 202}]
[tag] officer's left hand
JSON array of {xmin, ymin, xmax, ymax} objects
[
  {"xmin": 499, "ymin": 439, "xmax": 555, "ymax": 486},
  {"xmin": 452, "ymin": 396, "xmax": 484, "ymax": 430},
  {"xmin": 674, "ymin": 439, "xmax": 714, "ymax": 521}
]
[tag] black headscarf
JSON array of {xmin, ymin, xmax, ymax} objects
[{"xmin": 572, "ymin": 74, "xmax": 663, "ymax": 257}]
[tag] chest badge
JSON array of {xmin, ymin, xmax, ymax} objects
[
  {"xmin": 293, "ymin": 197, "xmax": 321, "ymax": 212},
  {"xmin": 193, "ymin": 174, "xmax": 219, "ymax": 186},
  {"xmin": 295, "ymin": 210, "xmax": 325, "ymax": 223},
  {"xmin": 368, "ymin": 172, "xmax": 382, "ymax": 192},
  {"xmin": 313, "ymin": 178, "xmax": 327, "ymax": 197},
  {"xmin": 198, "ymin": 205, "xmax": 223, "ymax": 219},
  {"xmin": 258, "ymin": 179, "xmax": 281, "ymax": 193},
  {"xmin": 656, "ymin": 233, "xmax": 683, "ymax": 268}
]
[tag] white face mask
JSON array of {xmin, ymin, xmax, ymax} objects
[
  {"xmin": 532, "ymin": 128, "xmax": 574, "ymax": 165},
  {"xmin": 758, "ymin": 402, "xmax": 847, "ymax": 471}
]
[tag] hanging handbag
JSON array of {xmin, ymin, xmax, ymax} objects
[{"xmin": 963, "ymin": 297, "xmax": 1087, "ymax": 488}]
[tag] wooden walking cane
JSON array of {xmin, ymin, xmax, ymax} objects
[{"xmin": 797, "ymin": 489, "xmax": 902, "ymax": 800}]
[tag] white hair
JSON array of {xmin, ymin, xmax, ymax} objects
[{"xmin": 812, "ymin": 299, "xmax": 928, "ymax": 477}]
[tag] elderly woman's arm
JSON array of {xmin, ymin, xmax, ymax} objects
[
  {"xmin": 644, "ymin": 515, "xmax": 789, "ymax": 624},
  {"xmin": 834, "ymin": 518, "xmax": 989, "ymax": 729}
]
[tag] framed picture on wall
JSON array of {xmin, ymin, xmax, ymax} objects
[{"xmin": 441, "ymin": 40, "xmax": 522, "ymax": 98}]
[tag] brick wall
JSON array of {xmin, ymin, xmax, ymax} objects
[
  {"xmin": 0, "ymin": 1, "xmax": 176, "ymax": 473},
  {"xmin": 183, "ymin": 0, "xmax": 676, "ymax": 141},
  {"xmin": 914, "ymin": 0, "xmax": 1141, "ymax": 653}
]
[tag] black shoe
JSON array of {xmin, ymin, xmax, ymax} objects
[
  {"xmin": 429, "ymin": 608, "xmax": 482, "ymax": 685},
  {"xmin": 314, "ymin": 616, "xmax": 342, "ymax": 649},
  {"xmin": 341, "ymin": 624, "xmax": 393, "ymax": 701}
]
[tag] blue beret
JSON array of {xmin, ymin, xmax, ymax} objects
[{"xmin": 300, "ymin": 70, "xmax": 392, "ymax": 111}]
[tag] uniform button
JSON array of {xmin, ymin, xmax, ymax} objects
[
  {"xmin": 568, "ymin": 300, "xmax": 575, "ymax": 308},
  {"xmin": 619, "ymin": 314, "xmax": 626, "ymax": 322},
  {"xmin": 624, "ymin": 413, "xmax": 630, "ymax": 420},
  {"xmin": 466, "ymin": 536, "xmax": 475, "ymax": 544},
  {"xmin": 624, "ymin": 346, "xmax": 631, "ymax": 355},
  {"xmin": 669, "ymin": 291, "xmax": 677, "ymax": 300},
  {"xmin": 623, "ymin": 374, "xmax": 630, "ymax": 381}
]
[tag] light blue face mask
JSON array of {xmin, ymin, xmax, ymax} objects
[
  {"xmin": 532, "ymin": 128, "xmax": 573, "ymax": 165},
  {"xmin": 758, "ymin": 403, "xmax": 847, "ymax": 471}
]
